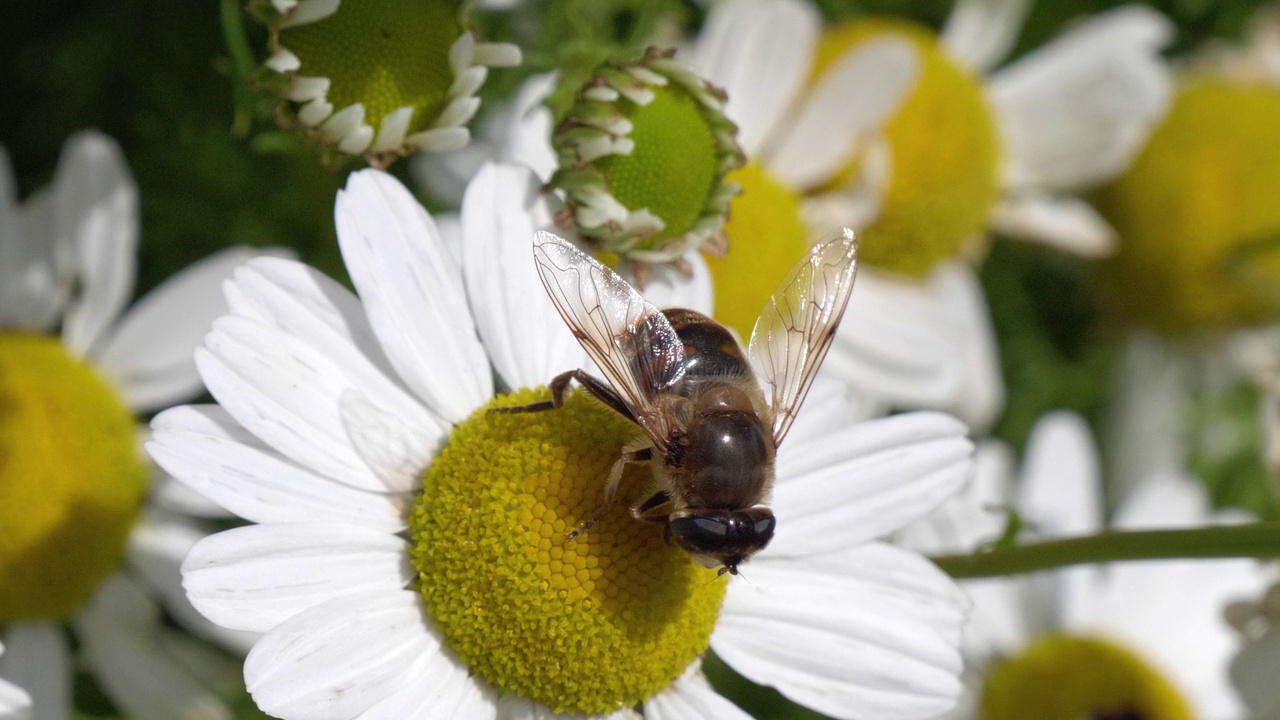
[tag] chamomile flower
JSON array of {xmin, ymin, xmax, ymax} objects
[
  {"xmin": 903, "ymin": 412, "xmax": 1266, "ymax": 719},
  {"xmin": 0, "ymin": 131, "xmax": 271, "ymax": 718},
  {"xmin": 257, "ymin": 0, "xmax": 521, "ymax": 163},
  {"xmin": 689, "ymin": 0, "xmax": 1170, "ymax": 429},
  {"xmin": 150, "ymin": 164, "xmax": 976, "ymax": 719}
]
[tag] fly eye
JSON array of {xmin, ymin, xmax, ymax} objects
[
  {"xmin": 752, "ymin": 513, "xmax": 775, "ymax": 543},
  {"xmin": 667, "ymin": 515, "xmax": 732, "ymax": 554}
]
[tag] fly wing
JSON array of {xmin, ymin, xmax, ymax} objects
[
  {"xmin": 531, "ymin": 231, "xmax": 685, "ymax": 446},
  {"xmin": 748, "ymin": 228, "xmax": 858, "ymax": 446}
]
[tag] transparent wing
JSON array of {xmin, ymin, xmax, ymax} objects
[
  {"xmin": 531, "ymin": 231, "xmax": 685, "ymax": 446},
  {"xmin": 748, "ymin": 228, "xmax": 859, "ymax": 446}
]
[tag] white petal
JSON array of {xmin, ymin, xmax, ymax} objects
[
  {"xmin": 1017, "ymin": 411, "xmax": 1102, "ymax": 537},
  {"xmin": 183, "ymin": 522, "xmax": 410, "ymax": 633},
  {"xmin": 768, "ymin": 412, "xmax": 973, "ymax": 556},
  {"xmin": 460, "ymin": 162, "xmax": 587, "ymax": 390},
  {"xmin": 75, "ymin": 576, "xmax": 238, "ymax": 720},
  {"xmin": 278, "ymin": 0, "xmax": 339, "ymax": 28},
  {"xmin": 990, "ymin": 191, "xmax": 1117, "ymax": 256},
  {"xmin": 0, "ymin": 149, "xmax": 65, "ymax": 332},
  {"xmin": 148, "ymin": 405, "xmax": 406, "ymax": 531},
  {"xmin": 1103, "ymin": 331, "xmax": 1191, "ymax": 503},
  {"xmin": 336, "ymin": 170, "xmax": 492, "ymax": 421},
  {"xmin": 897, "ymin": 439, "xmax": 1016, "ymax": 555},
  {"xmin": 224, "ymin": 257, "xmax": 446, "ymax": 450},
  {"xmin": 244, "ymin": 590, "xmax": 450, "ymax": 720},
  {"xmin": 370, "ymin": 107, "xmax": 413, "ymax": 154},
  {"xmin": 127, "ymin": 512, "xmax": 261, "ymax": 654},
  {"xmin": 95, "ymin": 246, "xmax": 285, "ymax": 412},
  {"xmin": 931, "ymin": 263, "xmax": 1005, "ymax": 432},
  {"xmin": 643, "ymin": 663, "xmax": 751, "ymax": 720},
  {"xmin": 715, "ymin": 543, "xmax": 965, "ymax": 720},
  {"xmin": 765, "ymin": 37, "xmax": 918, "ymax": 190},
  {"xmin": 55, "ymin": 131, "xmax": 139, "ymax": 357},
  {"xmin": 0, "ymin": 624, "xmax": 67, "ymax": 720},
  {"xmin": 940, "ymin": 0, "xmax": 1032, "ymax": 73},
  {"xmin": 358, "ymin": 662, "xmax": 495, "ymax": 720},
  {"xmin": 691, "ymin": 0, "xmax": 819, "ymax": 156},
  {"xmin": 0, "ymin": 674, "xmax": 30, "ymax": 720},
  {"xmin": 991, "ymin": 5, "xmax": 1173, "ymax": 190},
  {"xmin": 825, "ymin": 268, "xmax": 966, "ymax": 409}
]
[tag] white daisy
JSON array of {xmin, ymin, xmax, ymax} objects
[
  {"xmin": 903, "ymin": 411, "xmax": 1266, "ymax": 719},
  {"xmin": 688, "ymin": 0, "xmax": 1171, "ymax": 431},
  {"xmin": 149, "ymin": 164, "xmax": 977, "ymax": 719},
  {"xmin": 0, "ymin": 131, "xmax": 272, "ymax": 718}
]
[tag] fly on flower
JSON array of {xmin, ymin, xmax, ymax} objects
[{"xmin": 502, "ymin": 228, "xmax": 859, "ymax": 575}]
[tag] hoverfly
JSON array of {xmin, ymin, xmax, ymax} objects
[{"xmin": 504, "ymin": 229, "xmax": 858, "ymax": 575}]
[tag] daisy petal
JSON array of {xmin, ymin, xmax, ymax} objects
[
  {"xmin": 714, "ymin": 544, "xmax": 964, "ymax": 720},
  {"xmin": 148, "ymin": 405, "xmax": 405, "ymax": 532},
  {"xmin": 692, "ymin": 0, "xmax": 820, "ymax": 155},
  {"xmin": 56, "ymin": 131, "xmax": 138, "ymax": 357},
  {"xmin": 1232, "ymin": 627, "xmax": 1280, "ymax": 719},
  {"xmin": 225, "ymin": 257, "xmax": 446, "ymax": 441},
  {"xmin": 932, "ymin": 264, "xmax": 1005, "ymax": 432},
  {"xmin": 128, "ymin": 511, "xmax": 261, "ymax": 654},
  {"xmin": 1016, "ymin": 411, "xmax": 1102, "ymax": 537},
  {"xmin": 244, "ymin": 590, "xmax": 450, "ymax": 720},
  {"xmin": 990, "ymin": 191, "xmax": 1117, "ymax": 256},
  {"xmin": 940, "ymin": 0, "xmax": 1032, "ymax": 74},
  {"xmin": 0, "ymin": 673, "xmax": 30, "ymax": 720},
  {"xmin": 198, "ymin": 315, "xmax": 397, "ymax": 491},
  {"xmin": 75, "ymin": 576, "xmax": 236, "ymax": 720},
  {"xmin": 0, "ymin": 150, "xmax": 64, "ymax": 333},
  {"xmin": 826, "ymin": 269, "xmax": 966, "ymax": 409},
  {"xmin": 768, "ymin": 412, "xmax": 973, "ymax": 556},
  {"xmin": 95, "ymin": 246, "xmax": 283, "ymax": 413},
  {"xmin": 765, "ymin": 37, "xmax": 918, "ymax": 190},
  {"xmin": 0, "ymin": 623, "xmax": 68, "ymax": 720},
  {"xmin": 336, "ymin": 169, "xmax": 492, "ymax": 422},
  {"xmin": 358, "ymin": 662, "xmax": 495, "ymax": 720},
  {"xmin": 990, "ymin": 5, "xmax": 1173, "ymax": 190},
  {"xmin": 644, "ymin": 663, "xmax": 751, "ymax": 720},
  {"xmin": 182, "ymin": 523, "xmax": 410, "ymax": 633},
  {"xmin": 461, "ymin": 162, "xmax": 587, "ymax": 389}
]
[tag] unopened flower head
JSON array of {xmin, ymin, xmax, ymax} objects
[
  {"xmin": 550, "ymin": 48, "xmax": 745, "ymax": 269},
  {"xmin": 255, "ymin": 0, "xmax": 521, "ymax": 163},
  {"xmin": 151, "ymin": 164, "xmax": 975, "ymax": 719}
]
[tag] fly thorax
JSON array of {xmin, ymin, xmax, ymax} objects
[{"xmin": 681, "ymin": 403, "xmax": 771, "ymax": 510}]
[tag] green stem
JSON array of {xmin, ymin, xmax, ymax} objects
[
  {"xmin": 220, "ymin": 0, "xmax": 258, "ymax": 137},
  {"xmin": 932, "ymin": 524, "xmax": 1280, "ymax": 579}
]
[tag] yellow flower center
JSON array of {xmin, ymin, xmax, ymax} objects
[
  {"xmin": 982, "ymin": 633, "xmax": 1193, "ymax": 720},
  {"xmin": 814, "ymin": 20, "xmax": 1002, "ymax": 277},
  {"xmin": 0, "ymin": 334, "xmax": 146, "ymax": 622},
  {"xmin": 598, "ymin": 85, "xmax": 722, "ymax": 250},
  {"xmin": 280, "ymin": 0, "xmax": 462, "ymax": 138},
  {"xmin": 411, "ymin": 388, "xmax": 727, "ymax": 715},
  {"xmin": 706, "ymin": 162, "xmax": 809, "ymax": 339},
  {"xmin": 1096, "ymin": 79, "xmax": 1280, "ymax": 334}
]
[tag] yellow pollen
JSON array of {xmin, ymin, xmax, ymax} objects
[
  {"xmin": 279, "ymin": 0, "xmax": 462, "ymax": 137},
  {"xmin": 0, "ymin": 334, "xmax": 146, "ymax": 622},
  {"xmin": 983, "ymin": 633, "xmax": 1193, "ymax": 720},
  {"xmin": 1096, "ymin": 79, "xmax": 1280, "ymax": 334},
  {"xmin": 707, "ymin": 162, "xmax": 810, "ymax": 339},
  {"xmin": 813, "ymin": 20, "xmax": 1002, "ymax": 277},
  {"xmin": 598, "ymin": 85, "xmax": 721, "ymax": 249},
  {"xmin": 411, "ymin": 389, "xmax": 726, "ymax": 715}
]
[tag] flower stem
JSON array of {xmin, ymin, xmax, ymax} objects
[{"xmin": 931, "ymin": 524, "xmax": 1280, "ymax": 578}]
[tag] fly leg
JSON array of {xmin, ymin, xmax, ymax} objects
[
  {"xmin": 491, "ymin": 369, "xmax": 637, "ymax": 423},
  {"xmin": 630, "ymin": 490, "xmax": 672, "ymax": 522},
  {"xmin": 567, "ymin": 440, "xmax": 652, "ymax": 541}
]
